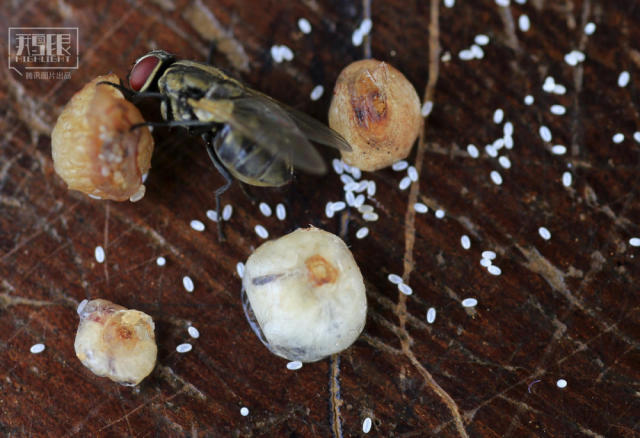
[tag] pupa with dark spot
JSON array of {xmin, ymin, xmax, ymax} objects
[
  {"xmin": 242, "ymin": 227, "xmax": 367, "ymax": 362},
  {"xmin": 74, "ymin": 299, "xmax": 157, "ymax": 385}
]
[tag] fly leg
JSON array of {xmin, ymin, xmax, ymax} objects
[
  {"xmin": 203, "ymin": 133, "xmax": 233, "ymax": 242},
  {"xmin": 131, "ymin": 120, "xmax": 216, "ymax": 131},
  {"xmin": 96, "ymin": 80, "xmax": 136, "ymax": 100},
  {"xmin": 239, "ymin": 183, "xmax": 258, "ymax": 205},
  {"xmin": 97, "ymin": 81, "xmax": 165, "ymax": 103},
  {"xmin": 206, "ymin": 42, "xmax": 218, "ymax": 65}
]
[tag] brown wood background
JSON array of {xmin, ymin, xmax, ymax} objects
[{"xmin": 1, "ymin": 0, "xmax": 639, "ymax": 436}]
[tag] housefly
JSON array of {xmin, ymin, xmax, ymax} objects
[{"xmin": 112, "ymin": 50, "xmax": 350, "ymax": 240}]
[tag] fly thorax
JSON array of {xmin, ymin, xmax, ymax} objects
[{"xmin": 188, "ymin": 98, "xmax": 234, "ymax": 123}]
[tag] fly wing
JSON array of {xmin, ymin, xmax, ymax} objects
[
  {"xmin": 248, "ymin": 89, "xmax": 351, "ymax": 152},
  {"xmin": 255, "ymin": 92, "xmax": 352, "ymax": 152},
  {"xmin": 191, "ymin": 94, "xmax": 327, "ymax": 174},
  {"xmin": 278, "ymin": 105, "xmax": 352, "ymax": 152}
]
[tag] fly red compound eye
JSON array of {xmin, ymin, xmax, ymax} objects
[{"xmin": 129, "ymin": 55, "xmax": 160, "ymax": 92}]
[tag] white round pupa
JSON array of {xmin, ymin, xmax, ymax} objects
[{"xmin": 242, "ymin": 227, "xmax": 366, "ymax": 362}]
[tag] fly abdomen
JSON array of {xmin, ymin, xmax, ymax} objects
[{"xmin": 214, "ymin": 125, "xmax": 292, "ymax": 187}]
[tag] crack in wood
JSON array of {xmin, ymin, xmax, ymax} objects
[
  {"xmin": 0, "ymin": 200, "xmax": 82, "ymax": 262},
  {"xmin": 499, "ymin": 394, "xmax": 544, "ymax": 415},
  {"xmin": 328, "ymin": 354, "xmax": 343, "ymax": 438},
  {"xmin": 0, "ymin": 293, "xmax": 57, "ymax": 309},
  {"xmin": 326, "ymin": 211, "xmax": 351, "ymax": 438},
  {"xmin": 156, "ymin": 364, "xmax": 207, "ymax": 401},
  {"xmin": 5, "ymin": 73, "xmax": 54, "ymax": 139},
  {"xmin": 366, "ymin": 282, "xmax": 433, "ymax": 333},
  {"xmin": 359, "ymin": 333, "xmax": 402, "ymax": 355},
  {"xmin": 98, "ymin": 392, "xmax": 165, "ymax": 433},
  {"xmin": 497, "ymin": 3, "xmax": 520, "ymax": 53},
  {"xmin": 390, "ymin": 1, "xmax": 468, "ymax": 437},
  {"xmin": 516, "ymin": 244, "xmax": 636, "ymax": 343},
  {"xmin": 570, "ymin": 0, "xmax": 591, "ymax": 158}
]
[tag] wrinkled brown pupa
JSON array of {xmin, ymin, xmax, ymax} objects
[
  {"xmin": 51, "ymin": 73, "xmax": 153, "ymax": 201},
  {"xmin": 328, "ymin": 60, "xmax": 422, "ymax": 171}
]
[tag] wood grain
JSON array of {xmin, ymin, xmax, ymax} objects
[{"xmin": 1, "ymin": 0, "xmax": 639, "ymax": 437}]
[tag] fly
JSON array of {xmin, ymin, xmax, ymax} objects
[{"xmin": 106, "ymin": 50, "xmax": 351, "ymax": 240}]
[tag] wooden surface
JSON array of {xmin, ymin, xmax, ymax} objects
[{"xmin": 1, "ymin": 0, "xmax": 639, "ymax": 436}]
